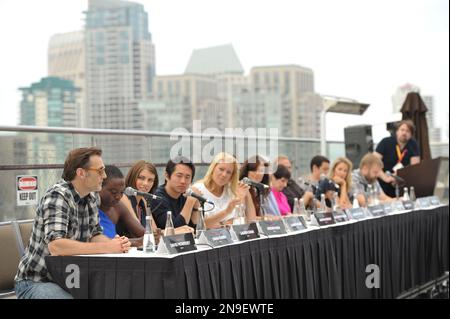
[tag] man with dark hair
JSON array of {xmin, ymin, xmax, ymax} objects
[
  {"xmin": 15, "ymin": 148, "xmax": 131, "ymax": 299},
  {"xmin": 375, "ymin": 119, "xmax": 421, "ymax": 197},
  {"xmin": 151, "ymin": 157, "xmax": 200, "ymax": 229},
  {"xmin": 298, "ymin": 155, "xmax": 330, "ymax": 208}
]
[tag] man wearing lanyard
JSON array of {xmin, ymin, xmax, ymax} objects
[{"xmin": 374, "ymin": 120, "xmax": 421, "ymax": 197}]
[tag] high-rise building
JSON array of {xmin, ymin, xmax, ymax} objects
[
  {"xmin": 84, "ymin": 0, "xmax": 156, "ymax": 163},
  {"xmin": 392, "ymin": 84, "xmax": 442, "ymax": 144},
  {"xmin": 20, "ymin": 77, "xmax": 81, "ymax": 128},
  {"xmin": 48, "ymin": 31, "xmax": 86, "ymax": 127},
  {"xmin": 249, "ymin": 65, "xmax": 319, "ymax": 138},
  {"xmin": 19, "ymin": 77, "xmax": 81, "ymax": 163},
  {"xmin": 151, "ymin": 74, "xmax": 225, "ymax": 131},
  {"xmin": 392, "ymin": 83, "xmax": 421, "ymax": 114},
  {"xmin": 84, "ymin": 0, "xmax": 155, "ymax": 130},
  {"xmin": 185, "ymin": 44, "xmax": 244, "ymax": 129}
]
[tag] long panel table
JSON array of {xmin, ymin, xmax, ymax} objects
[{"xmin": 46, "ymin": 205, "xmax": 449, "ymax": 299}]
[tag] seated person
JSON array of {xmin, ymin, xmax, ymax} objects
[
  {"xmin": 275, "ymin": 155, "xmax": 304, "ymax": 211},
  {"xmin": 15, "ymin": 147, "xmax": 131, "ymax": 299},
  {"xmin": 352, "ymin": 153, "xmax": 394, "ymax": 207},
  {"xmin": 315, "ymin": 177, "xmax": 338, "ymax": 211},
  {"xmin": 270, "ymin": 165, "xmax": 292, "ymax": 216},
  {"xmin": 239, "ymin": 155, "xmax": 271, "ymax": 217},
  {"xmin": 119, "ymin": 160, "xmax": 158, "ymax": 235},
  {"xmin": 120, "ymin": 160, "xmax": 193, "ymax": 237},
  {"xmin": 327, "ymin": 157, "xmax": 353, "ymax": 209},
  {"xmin": 192, "ymin": 152, "xmax": 256, "ymax": 229},
  {"xmin": 299, "ymin": 155, "xmax": 330, "ymax": 208},
  {"xmin": 98, "ymin": 165, "xmax": 161, "ymax": 246},
  {"xmin": 150, "ymin": 157, "xmax": 200, "ymax": 230}
]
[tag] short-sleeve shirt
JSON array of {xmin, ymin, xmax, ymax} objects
[
  {"xmin": 351, "ymin": 169, "xmax": 385, "ymax": 201},
  {"xmin": 375, "ymin": 136, "xmax": 420, "ymax": 173},
  {"xmin": 15, "ymin": 180, "xmax": 102, "ymax": 283},
  {"xmin": 192, "ymin": 182, "xmax": 235, "ymax": 222},
  {"xmin": 150, "ymin": 185, "xmax": 195, "ymax": 229}
]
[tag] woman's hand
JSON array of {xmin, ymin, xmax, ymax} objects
[
  {"xmin": 226, "ymin": 197, "xmax": 241, "ymax": 213},
  {"xmin": 174, "ymin": 225, "xmax": 195, "ymax": 235},
  {"xmin": 333, "ymin": 175, "xmax": 346, "ymax": 186},
  {"xmin": 236, "ymin": 182, "xmax": 251, "ymax": 201}
]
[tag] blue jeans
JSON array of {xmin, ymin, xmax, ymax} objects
[{"xmin": 15, "ymin": 280, "xmax": 73, "ymax": 299}]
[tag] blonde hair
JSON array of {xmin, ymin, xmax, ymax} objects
[
  {"xmin": 359, "ymin": 153, "xmax": 383, "ymax": 170},
  {"xmin": 201, "ymin": 152, "xmax": 240, "ymax": 196},
  {"xmin": 329, "ymin": 157, "xmax": 353, "ymax": 190}
]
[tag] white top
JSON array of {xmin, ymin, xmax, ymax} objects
[{"xmin": 193, "ymin": 182, "xmax": 235, "ymax": 222}]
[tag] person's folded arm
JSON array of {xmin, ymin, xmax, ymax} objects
[{"xmin": 48, "ymin": 237, "xmax": 129, "ymax": 256}]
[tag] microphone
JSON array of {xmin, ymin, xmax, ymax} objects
[
  {"xmin": 386, "ymin": 171, "xmax": 405, "ymax": 185},
  {"xmin": 124, "ymin": 187, "xmax": 161, "ymax": 201},
  {"xmin": 185, "ymin": 188, "xmax": 214, "ymax": 205},
  {"xmin": 242, "ymin": 177, "xmax": 269, "ymax": 190}
]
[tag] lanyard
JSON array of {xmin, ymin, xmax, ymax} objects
[{"xmin": 396, "ymin": 145, "xmax": 407, "ymax": 164}]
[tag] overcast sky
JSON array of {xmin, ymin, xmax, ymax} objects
[{"xmin": 0, "ymin": 0, "xmax": 448, "ymax": 142}]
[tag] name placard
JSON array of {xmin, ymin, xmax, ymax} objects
[
  {"xmin": 368, "ymin": 205, "xmax": 386, "ymax": 217},
  {"xmin": 348, "ymin": 207, "xmax": 366, "ymax": 220},
  {"xmin": 284, "ymin": 216, "xmax": 307, "ymax": 232},
  {"xmin": 402, "ymin": 200, "xmax": 415, "ymax": 210},
  {"xmin": 201, "ymin": 228, "xmax": 234, "ymax": 247},
  {"xmin": 383, "ymin": 203, "xmax": 393, "ymax": 214},
  {"xmin": 417, "ymin": 197, "xmax": 431, "ymax": 208},
  {"xmin": 392, "ymin": 200, "xmax": 405, "ymax": 212},
  {"xmin": 333, "ymin": 210, "xmax": 349, "ymax": 223},
  {"xmin": 258, "ymin": 220, "xmax": 287, "ymax": 236},
  {"xmin": 428, "ymin": 196, "xmax": 441, "ymax": 206},
  {"xmin": 157, "ymin": 233, "xmax": 197, "ymax": 254},
  {"xmin": 314, "ymin": 212, "xmax": 336, "ymax": 226},
  {"xmin": 231, "ymin": 223, "xmax": 260, "ymax": 241}
]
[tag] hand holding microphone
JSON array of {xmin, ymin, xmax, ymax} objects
[{"xmin": 185, "ymin": 187, "xmax": 214, "ymax": 205}]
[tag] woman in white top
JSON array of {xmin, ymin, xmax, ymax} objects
[{"xmin": 192, "ymin": 152, "xmax": 256, "ymax": 229}]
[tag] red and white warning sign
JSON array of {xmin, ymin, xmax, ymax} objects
[{"xmin": 17, "ymin": 175, "xmax": 38, "ymax": 206}]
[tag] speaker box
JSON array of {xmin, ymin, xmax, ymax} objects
[{"xmin": 344, "ymin": 125, "xmax": 374, "ymax": 168}]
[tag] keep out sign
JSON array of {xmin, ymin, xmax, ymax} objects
[{"xmin": 17, "ymin": 175, "xmax": 38, "ymax": 206}]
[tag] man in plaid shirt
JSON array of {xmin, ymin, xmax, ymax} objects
[
  {"xmin": 14, "ymin": 147, "xmax": 131, "ymax": 299},
  {"xmin": 351, "ymin": 153, "xmax": 393, "ymax": 207}
]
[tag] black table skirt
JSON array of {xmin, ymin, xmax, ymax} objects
[{"xmin": 46, "ymin": 206, "xmax": 449, "ymax": 299}]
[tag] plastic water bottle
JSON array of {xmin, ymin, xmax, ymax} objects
[
  {"xmin": 195, "ymin": 207, "xmax": 206, "ymax": 238},
  {"xmin": 293, "ymin": 198, "xmax": 301, "ymax": 215},
  {"xmin": 164, "ymin": 211, "xmax": 175, "ymax": 236},
  {"xmin": 320, "ymin": 193, "xmax": 327, "ymax": 213},
  {"xmin": 409, "ymin": 186, "xmax": 416, "ymax": 202},
  {"xmin": 143, "ymin": 216, "xmax": 155, "ymax": 253},
  {"xmin": 332, "ymin": 193, "xmax": 340, "ymax": 211},
  {"xmin": 352, "ymin": 193, "xmax": 360, "ymax": 208},
  {"xmin": 403, "ymin": 187, "xmax": 410, "ymax": 201}
]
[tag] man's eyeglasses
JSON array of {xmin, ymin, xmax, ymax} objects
[{"xmin": 85, "ymin": 166, "xmax": 106, "ymax": 176}]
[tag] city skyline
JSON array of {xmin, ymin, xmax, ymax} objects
[{"xmin": 0, "ymin": 0, "xmax": 448, "ymax": 142}]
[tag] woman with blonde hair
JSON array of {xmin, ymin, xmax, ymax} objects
[
  {"xmin": 192, "ymin": 152, "xmax": 256, "ymax": 229},
  {"xmin": 328, "ymin": 157, "xmax": 353, "ymax": 209}
]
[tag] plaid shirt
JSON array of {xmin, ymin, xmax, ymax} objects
[
  {"xmin": 351, "ymin": 169, "xmax": 385, "ymax": 200},
  {"xmin": 15, "ymin": 180, "xmax": 102, "ymax": 283}
]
